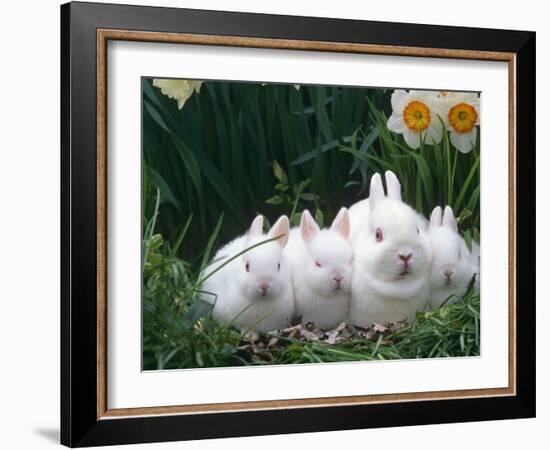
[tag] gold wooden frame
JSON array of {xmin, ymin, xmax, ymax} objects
[{"xmin": 96, "ymin": 29, "xmax": 516, "ymax": 420}]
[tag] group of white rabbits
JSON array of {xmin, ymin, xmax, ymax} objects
[{"xmin": 202, "ymin": 170, "xmax": 480, "ymax": 333}]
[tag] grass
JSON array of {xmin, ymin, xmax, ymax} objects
[{"xmin": 142, "ymin": 80, "xmax": 481, "ymax": 370}]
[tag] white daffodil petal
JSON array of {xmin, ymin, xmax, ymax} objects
[
  {"xmin": 426, "ymin": 121, "xmax": 443, "ymax": 145},
  {"xmin": 431, "ymin": 103, "xmax": 450, "ymax": 128},
  {"xmin": 459, "ymin": 92, "xmax": 479, "ymax": 105},
  {"xmin": 391, "ymin": 90, "xmax": 409, "ymax": 113},
  {"xmin": 387, "ymin": 114, "xmax": 407, "ymax": 133},
  {"xmin": 403, "ymin": 130, "xmax": 421, "ymax": 149},
  {"xmin": 474, "ymin": 103, "xmax": 481, "ymax": 124},
  {"xmin": 411, "ymin": 90, "xmax": 439, "ymax": 102},
  {"xmin": 152, "ymin": 79, "xmax": 203, "ymax": 109},
  {"xmin": 450, "ymin": 129, "xmax": 477, "ymax": 154}
]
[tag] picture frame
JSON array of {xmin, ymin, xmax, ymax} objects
[{"xmin": 60, "ymin": 1, "xmax": 536, "ymax": 447}]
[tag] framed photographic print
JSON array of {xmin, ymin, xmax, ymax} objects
[{"xmin": 60, "ymin": 1, "xmax": 536, "ymax": 447}]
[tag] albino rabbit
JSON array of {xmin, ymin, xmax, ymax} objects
[
  {"xmin": 470, "ymin": 240, "xmax": 480, "ymax": 292},
  {"xmin": 428, "ymin": 206, "xmax": 477, "ymax": 309},
  {"xmin": 348, "ymin": 173, "xmax": 428, "ymax": 243},
  {"xmin": 350, "ymin": 171, "xmax": 432, "ymax": 326},
  {"xmin": 201, "ymin": 215, "xmax": 294, "ymax": 332},
  {"xmin": 284, "ymin": 208, "xmax": 353, "ymax": 330}
]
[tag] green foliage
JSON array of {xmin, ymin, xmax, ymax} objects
[
  {"xmin": 265, "ymin": 160, "xmax": 324, "ymax": 226},
  {"xmin": 143, "ymin": 79, "xmax": 387, "ymax": 260}
]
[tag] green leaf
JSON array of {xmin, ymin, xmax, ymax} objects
[
  {"xmin": 143, "ymin": 100, "xmax": 170, "ymax": 134},
  {"xmin": 146, "ymin": 166, "xmax": 182, "ymax": 209},
  {"xmin": 170, "ymin": 214, "xmax": 193, "ymax": 256},
  {"xmin": 186, "ymin": 298, "xmax": 214, "ymax": 324},
  {"xmin": 272, "ymin": 160, "xmax": 288, "ymax": 184},
  {"xmin": 299, "ymin": 192, "xmax": 318, "ymax": 201},
  {"xmin": 266, "ymin": 195, "xmax": 284, "ymax": 205},
  {"xmin": 172, "ymin": 136, "xmax": 204, "ymax": 205},
  {"xmin": 201, "ymin": 213, "xmax": 224, "ymax": 271},
  {"xmin": 453, "ymin": 155, "xmax": 480, "ymax": 212},
  {"xmin": 315, "ymin": 209, "xmax": 324, "ymax": 227},
  {"xmin": 275, "ymin": 183, "xmax": 289, "ymax": 192}
]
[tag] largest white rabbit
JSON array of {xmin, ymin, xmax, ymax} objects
[
  {"xmin": 349, "ymin": 171, "xmax": 432, "ymax": 326},
  {"xmin": 284, "ymin": 208, "xmax": 353, "ymax": 330},
  {"xmin": 201, "ymin": 215, "xmax": 294, "ymax": 332}
]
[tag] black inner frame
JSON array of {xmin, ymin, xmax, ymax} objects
[{"xmin": 61, "ymin": 2, "xmax": 536, "ymax": 447}]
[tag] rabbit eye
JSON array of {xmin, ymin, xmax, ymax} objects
[
  {"xmin": 375, "ymin": 228, "xmax": 383, "ymax": 242},
  {"xmin": 417, "ymin": 227, "xmax": 420, "ymax": 234},
  {"xmin": 315, "ymin": 261, "xmax": 322, "ymax": 268},
  {"xmin": 277, "ymin": 262, "xmax": 281, "ymax": 271},
  {"xmin": 245, "ymin": 262, "xmax": 250, "ymax": 272},
  {"xmin": 458, "ymin": 251, "xmax": 462, "ymax": 260}
]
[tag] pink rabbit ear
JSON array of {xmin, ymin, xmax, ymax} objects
[
  {"xmin": 268, "ymin": 215, "xmax": 290, "ymax": 248},
  {"xmin": 385, "ymin": 170, "xmax": 402, "ymax": 201},
  {"xmin": 249, "ymin": 215, "xmax": 264, "ymax": 236},
  {"xmin": 300, "ymin": 210, "xmax": 320, "ymax": 244},
  {"xmin": 429, "ymin": 206, "xmax": 442, "ymax": 229},
  {"xmin": 369, "ymin": 173, "xmax": 385, "ymax": 209},
  {"xmin": 443, "ymin": 206, "xmax": 458, "ymax": 232},
  {"xmin": 330, "ymin": 208, "xmax": 350, "ymax": 240}
]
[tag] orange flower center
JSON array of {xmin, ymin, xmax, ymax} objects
[
  {"xmin": 403, "ymin": 101, "xmax": 431, "ymax": 132},
  {"xmin": 448, "ymin": 102, "xmax": 478, "ymax": 133}
]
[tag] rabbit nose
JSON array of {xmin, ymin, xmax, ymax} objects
[
  {"xmin": 398, "ymin": 253, "xmax": 412, "ymax": 263},
  {"xmin": 332, "ymin": 274, "xmax": 344, "ymax": 283},
  {"xmin": 443, "ymin": 269, "xmax": 454, "ymax": 280},
  {"xmin": 257, "ymin": 280, "xmax": 270, "ymax": 295}
]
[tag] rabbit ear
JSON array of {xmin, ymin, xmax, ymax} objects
[
  {"xmin": 249, "ymin": 215, "xmax": 264, "ymax": 236},
  {"xmin": 268, "ymin": 215, "xmax": 290, "ymax": 248},
  {"xmin": 330, "ymin": 207, "xmax": 350, "ymax": 240},
  {"xmin": 443, "ymin": 206, "xmax": 458, "ymax": 232},
  {"xmin": 429, "ymin": 206, "xmax": 442, "ymax": 229},
  {"xmin": 369, "ymin": 173, "xmax": 385, "ymax": 209},
  {"xmin": 300, "ymin": 210, "xmax": 320, "ymax": 244},
  {"xmin": 385, "ymin": 170, "xmax": 402, "ymax": 201}
]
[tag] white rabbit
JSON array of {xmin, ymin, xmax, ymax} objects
[
  {"xmin": 470, "ymin": 240, "xmax": 480, "ymax": 292},
  {"xmin": 284, "ymin": 208, "xmax": 353, "ymax": 330},
  {"xmin": 350, "ymin": 171, "xmax": 432, "ymax": 326},
  {"xmin": 201, "ymin": 215, "xmax": 294, "ymax": 332},
  {"xmin": 428, "ymin": 206, "xmax": 477, "ymax": 309},
  {"xmin": 348, "ymin": 173, "xmax": 428, "ymax": 243}
]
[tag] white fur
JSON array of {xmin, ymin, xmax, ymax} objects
[
  {"xmin": 284, "ymin": 208, "xmax": 353, "ymax": 329},
  {"xmin": 428, "ymin": 206, "xmax": 476, "ymax": 309},
  {"xmin": 470, "ymin": 240, "xmax": 480, "ymax": 292},
  {"xmin": 350, "ymin": 171, "xmax": 432, "ymax": 326},
  {"xmin": 201, "ymin": 215, "xmax": 295, "ymax": 332}
]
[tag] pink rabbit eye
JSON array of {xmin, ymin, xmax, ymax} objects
[
  {"xmin": 245, "ymin": 262, "xmax": 250, "ymax": 272},
  {"xmin": 375, "ymin": 228, "xmax": 383, "ymax": 242},
  {"xmin": 277, "ymin": 262, "xmax": 281, "ymax": 271},
  {"xmin": 315, "ymin": 261, "xmax": 322, "ymax": 268}
]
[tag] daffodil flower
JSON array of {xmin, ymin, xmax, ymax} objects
[
  {"xmin": 387, "ymin": 90, "xmax": 443, "ymax": 149},
  {"xmin": 152, "ymin": 79, "xmax": 203, "ymax": 109},
  {"xmin": 435, "ymin": 92, "xmax": 480, "ymax": 154}
]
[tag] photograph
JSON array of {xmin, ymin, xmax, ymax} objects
[{"xmin": 142, "ymin": 78, "xmax": 481, "ymax": 370}]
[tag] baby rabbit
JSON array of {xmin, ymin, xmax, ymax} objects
[
  {"xmin": 284, "ymin": 208, "xmax": 353, "ymax": 330},
  {"xmin": 428, "ymin": 206, "xmax": 477, "ymax": 309},
  {"xmin": 348, "ymin": 172, "xmax": 428, "ymax": 243},
  {"xmin": 201, "ymin": 215, "xmax": 294, "ymax": 332},
  {"xmin": 470, "ymin": 240, "xmax": 480, "ymax": 292},
  {"xmin": 350, "ymin": 171, "xmax": 432, "ymax": 326}
]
